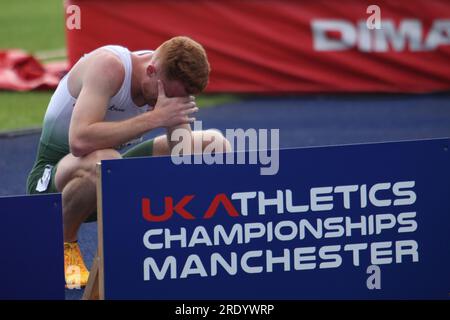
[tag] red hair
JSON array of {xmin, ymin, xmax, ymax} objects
[{"xmin": 158, "ymin": 36, "xmax": 211, "ymax": 94}]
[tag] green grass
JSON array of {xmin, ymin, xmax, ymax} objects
[
  {"xmin": 0, "ymin": 0, "xmax": 239, "ymax": 131},
  {"xmin": 0, "ymin": 0, "xmax": 65, "ymax": 52},
  {"xmin": 0, "ymin": 0, "xmax": 65, "ymax": 130},
  {"xmin": 196, "ymin": 94, "xmax": 239, "ymax": 108},
  {"xmin": 0, "ymin": 92, "xmax": 52, "ymax": 131}
]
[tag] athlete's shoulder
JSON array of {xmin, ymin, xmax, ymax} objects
[
  {"xmin": 83, "ymin": 48, "xmax": 125, "ymax": 90},
  {"xmin": 90, "ymin": 47, "xmax": 124, "ymax": 69}
]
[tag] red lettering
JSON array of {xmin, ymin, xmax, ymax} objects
[
  {"xmin": 142, "ymin": 195, "xmax": 195, "ymax": 222},
  {"xmin": 142, "ymin": 197, "xmax": 173, "ymax": 222},
  {"xmin": 204, "ymin": 193, "xmax": 240, "ymax": 219},
  {"xmin": 173, "ymin": 195, "xmax": 195, "ymax": 220}
]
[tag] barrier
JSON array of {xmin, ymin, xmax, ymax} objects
[
  {"xmin": 0, "ymin": 194, "xmax": 64, "ymax": 299},
  {"xmin": 85, "ymin": 138, "xmax": 450, "ymax": 299},
  {"xmin": 66, "ymin": 0, "xmax": 450, "ymax": 93}
]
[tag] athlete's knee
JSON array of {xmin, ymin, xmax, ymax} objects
[
  {"xmin": 87, "ymin": 148, "xmax": 121, "ymax": 171},
  {"xmin": 76, "ymin": 149, "xmax": 121, "ymax": 183},
  {"xmin": 87, "ymin": 148, "xmax": 122, "ymax": 163},
  {"xmin": 202, "ymin": 129, "xmax": 232, "ymax": 152}
]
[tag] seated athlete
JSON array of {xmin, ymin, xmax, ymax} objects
[{"xmin": 26, "ymin": 36, "xmax": 231, "ymax": 287}]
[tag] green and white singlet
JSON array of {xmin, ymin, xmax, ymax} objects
[{"xmin": 27, "ymin": 45, "xmax": 153, "ymax": 194}]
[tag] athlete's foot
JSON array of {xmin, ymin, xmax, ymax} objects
[{"xmin": 64, "ymin": 242, "xmax": 90, "ymax": 288}]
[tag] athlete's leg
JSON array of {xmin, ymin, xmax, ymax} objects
[
  {"xmin": 54, "ymin": 149, "xmax": 122, "ymax": 242},
  {"xmin": 122, "ymin": 139, "xmax": 154, "ymax": 158}
]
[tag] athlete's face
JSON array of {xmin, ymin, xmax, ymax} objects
[{"xmin": 141, "ymin": 64, "xmax": 188, "ymax": 107}]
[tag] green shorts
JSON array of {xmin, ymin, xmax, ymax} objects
[
  {"xmin": 26, "ymin": 143, "xmax": 65, "ymax": 195},
  {"xmin": 26, "ymin": 139, "xmax": 154, "ymax": 220}
]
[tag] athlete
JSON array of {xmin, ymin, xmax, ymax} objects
[{"xmin": 26, "ymin": 36, "xmax": 231, "ymax": 287}]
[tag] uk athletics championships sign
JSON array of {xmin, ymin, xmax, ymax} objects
[{"xmin": 97, "ymin": 138, "xmax": 450, "ymax": 299}]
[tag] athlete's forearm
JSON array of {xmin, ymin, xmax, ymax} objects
[{"xmin": 69, "ymin": 111, "xmax": 160, "ymax": 157}]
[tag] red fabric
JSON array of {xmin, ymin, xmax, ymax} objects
[
  {"xmin": 66, "ymin": 0, "xmax": 450, "ymax": 93},
  {"xmin": 0, "ymin": 50, "xmax": 67, "ymax": 91}
]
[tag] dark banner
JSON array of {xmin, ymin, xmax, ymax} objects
[
  {"xmin": 0, "ymin": 194, "xmax": 64, "ymax": 299},
  {"xmin": 99, "ymin": 139, "xmax": 450, "ymax": 299}
]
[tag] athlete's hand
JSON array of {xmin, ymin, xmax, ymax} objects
[{"xmin": 151, "ymin": 80, "xmax": 198, "ymax": 128}]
